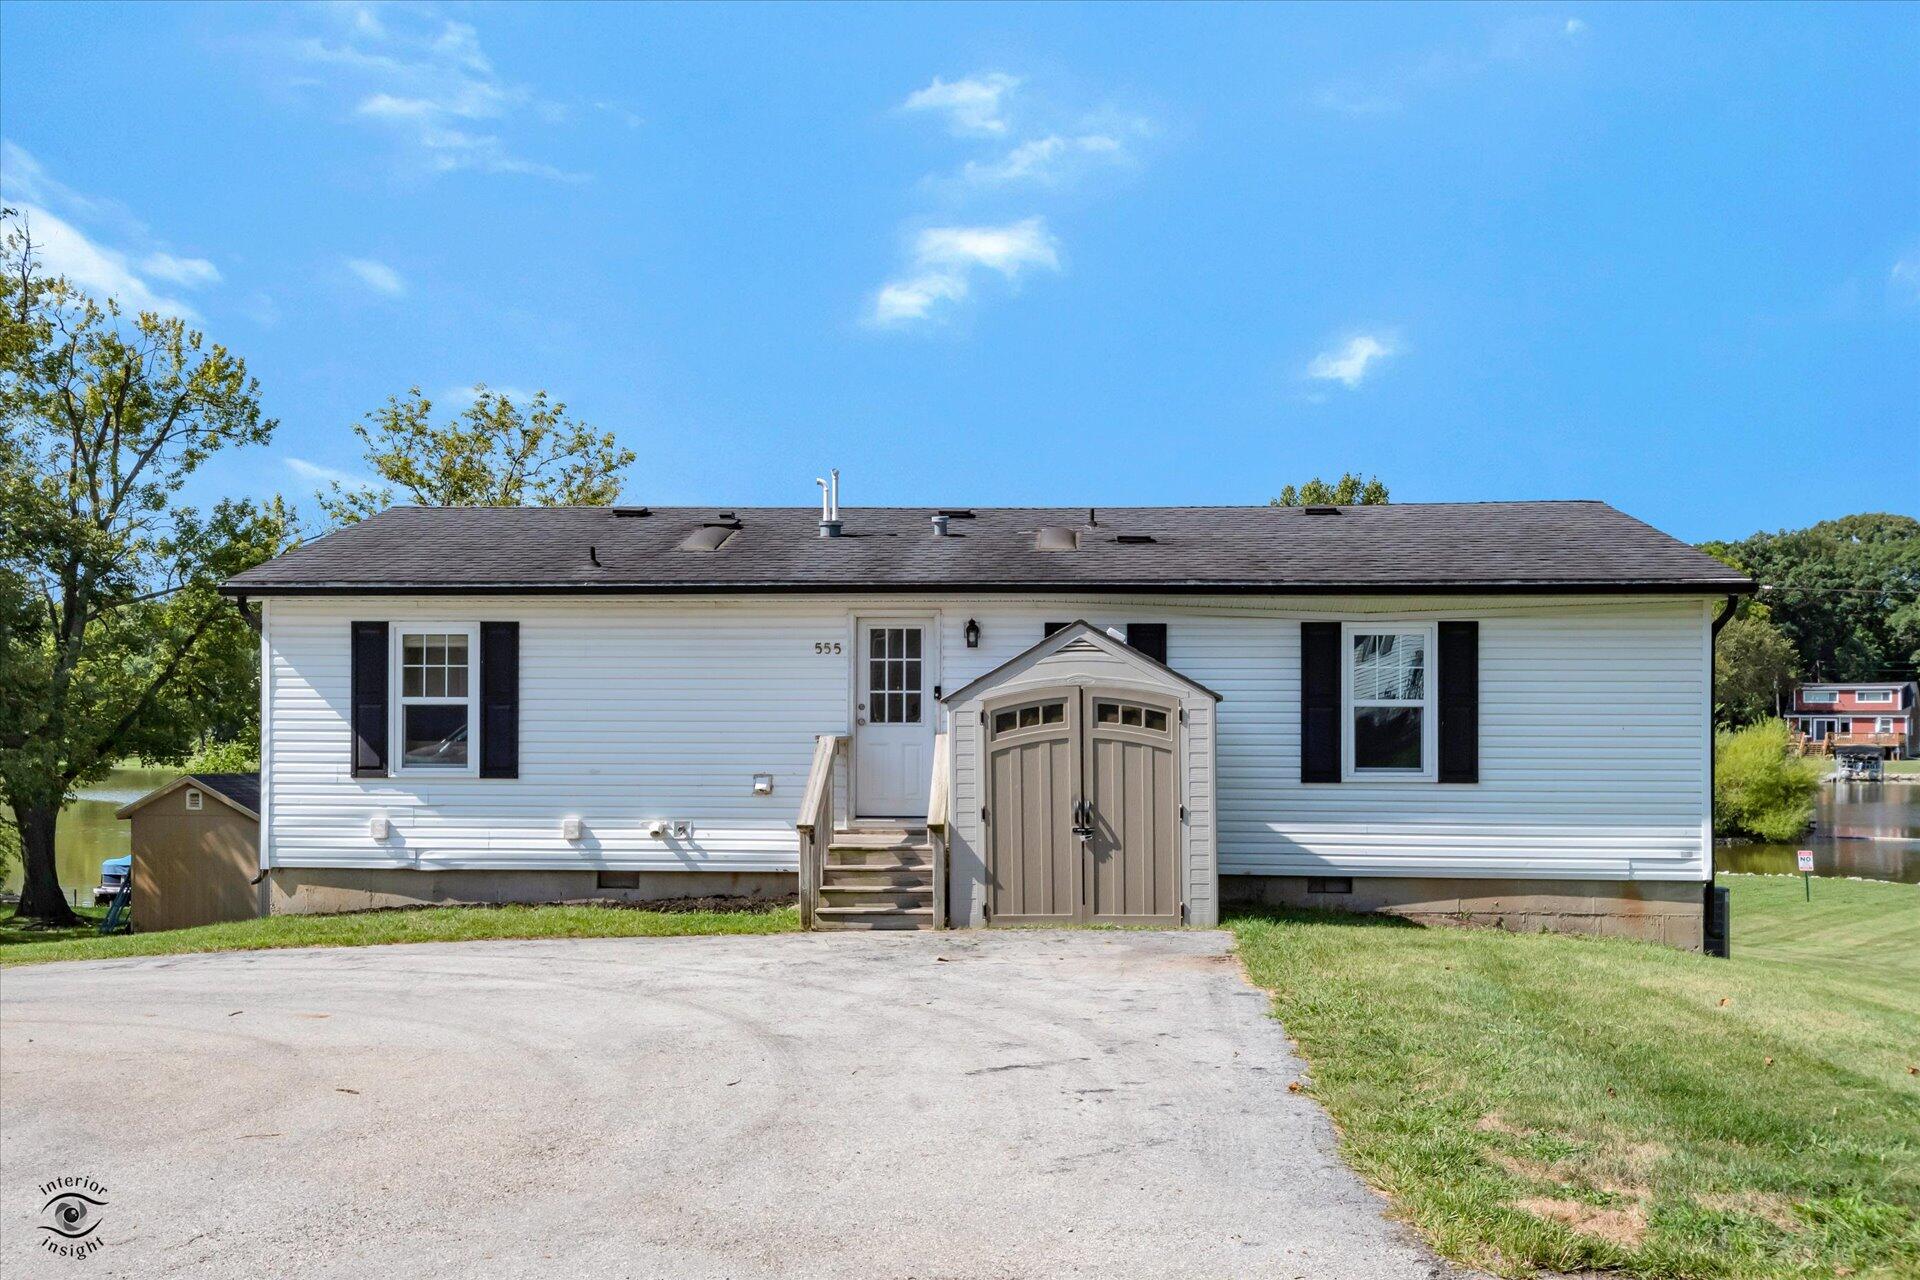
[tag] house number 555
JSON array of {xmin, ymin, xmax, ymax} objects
[{"xmin": 813, "ymin": 641, "xmax": 843, "ymax": 655}]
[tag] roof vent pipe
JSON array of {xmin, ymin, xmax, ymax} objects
[
  {"xmin": 816, "ymin": 469, "xmax": 843, "ymax": 538},
  {"xmin": 931, "ymin": 513, "xmax": 951, "ymax": 537}
]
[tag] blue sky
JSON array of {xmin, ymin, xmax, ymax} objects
[{"xmin": 3, "ymin": 1, "xmax": 1914, "ymax": 541}]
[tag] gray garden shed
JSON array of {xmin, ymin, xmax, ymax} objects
[{"xmin": 941, "ymin": 621, "xmax": 1221, "ymax": 929}]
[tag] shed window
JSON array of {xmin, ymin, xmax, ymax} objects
[
  {"xmin": 185, "ymin": 789, "xmax": 202, "ymax": 811},
  {"xmin": 1345, "ymin": 625, "xmax": 1435, "ymax": 778},
  {"xmin": 1093, "ymin": 700, "xmax": 1171, "ymax": 734},
  {"xmin": 398, "ymin": 629, "xmax": 475, "ymax": 772}
]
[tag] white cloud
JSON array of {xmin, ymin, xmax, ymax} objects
[
  {"xmin": 11, "ymin": 203, "xmax": 197, "ymax": 318},
  {"xmin": 140, "ymin": 251, "xmax": 222, "ymax": 288},
  {"xmin": 870, "ymin": 218, "xmax": 1060, "ymax": 326},
  {"xmin": 902, "ymin": 73, "xmax": 1020, "ymax": 136},
  {"xmin": 343, "ymin": 256, "xmax": 406, "ymax": 296},
  {"xmin": 958, "ymin": 133, "xmax": 1128, "ymax": 186},
  {"xmin": 1892, "ymin": 252, "xmax": 1920, "ymax": 304},
  {"xmin": 1564, "ymin": 18, "xmax": 1590, "ymax": 37},
  {"xmin": 287, "ymin": 457, "xmax": 378, "ymax": 489},
  {"xmin": 277, "ymin": 8, "xmax": 588, "ymax": 181},
  {"xmin": 0, "ymin": 142, "xmax": 220, "ymax": 317},
  {"xmin": 1306, "ymin": 334, "xmax": 1400, "ymax": 389}
]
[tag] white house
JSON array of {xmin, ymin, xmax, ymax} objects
[{"xmin": 222, "ymin": 499, "xmax": 1752, "ymax": 948}]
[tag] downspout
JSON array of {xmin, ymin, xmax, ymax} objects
[{"xmin": 1705, "ymin": 594, "xmax": 1739, "ymax": 954}]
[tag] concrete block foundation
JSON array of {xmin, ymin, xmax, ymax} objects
[
  {"xmin": 267, "ymin": 868, "xmax": 795, "ymax": 916},
  {"xmin": 1221, "ymin": 875, "xmax": 1706, "ymax": 950}
]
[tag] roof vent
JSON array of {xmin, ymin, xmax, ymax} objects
[
  {"xmin": 1304, "ymin": 505, "xmax": 1340, "ymax": 515},
  {"xmin": 1113, "ymin": 533, "xmax": 1156, "ymax": 544},
  {"xmin": 937, "ymin": 508, "xmax": 976, "ymax": 519},
  {"xmin": 610, "ymin": 506, "xmax": 652, "ymax": 518},
  {"xmin": 679, "ymin": 525, "xmax": 737, "ymax": 553},
  {"xmin": 1035, "ymin": 526, "xmax": 1079, "ymax": 552},
  {"xmin": 931, "ymin": 513, "xmax": 951, "ymax": 537}
]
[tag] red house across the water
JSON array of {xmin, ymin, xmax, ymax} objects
[{"xmin": 1785, "ymin": 682, "xmax": 1916, "ymax": 758}]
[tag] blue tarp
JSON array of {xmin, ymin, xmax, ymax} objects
[{"xmin": 100, "ymin": 856, "xmax": 131, "ymax": 873}]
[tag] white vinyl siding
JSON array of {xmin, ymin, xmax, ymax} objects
[{"xmin": 262, "ymin": 593, "xmax": 1714, "ymax": 887}]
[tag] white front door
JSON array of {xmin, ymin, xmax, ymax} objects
[{"xmin": 854, "ymin": 620, "xmax": 935, "ymax": 817}]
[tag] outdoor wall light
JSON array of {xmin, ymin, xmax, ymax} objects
[{"xmin": 965, "ymin": 618, "xmax": 980, "ymax": 649}]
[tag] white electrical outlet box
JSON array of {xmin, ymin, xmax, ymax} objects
[
  {"xmin": 561, "ymin": 817, "xmax": 583, "ymax": 841},
  {"xmin": 672, "ymin": 820, "xmax": 694, "ymax": 839},
  {"xmin": 369, "ymin": 815, "xmax": 391, "ymax": 840}
]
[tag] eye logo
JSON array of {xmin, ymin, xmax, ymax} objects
[{"xmin": 36, "ymin": 1175, "xmax": 109, "ymax": 1259}]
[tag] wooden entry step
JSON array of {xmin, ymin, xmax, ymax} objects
[{"xmin": 815, "ymin": 829, "xmax": 936, "ymax": 931}]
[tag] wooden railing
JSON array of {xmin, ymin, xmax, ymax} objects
[
  {"xmin": 926, "ymin": 731, "xmax": 950, "ymax": 931},
  {"xmin": 795, "ymin": 734, "xmax": 844, "ymax": 929},
  {"xmin": 1793, "ymin": 732, "xmax": 1907, "ymax": 756}
]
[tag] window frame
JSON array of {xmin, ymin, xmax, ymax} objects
[
  {"xmin": 1341, "ymin": 620, "xmax": 1438, "ymax": 782},
  {"xmin": 1855, "ymin": 689, "xmax": 1894, "ymax": 704},
  {"xmin": 1802, "ymin": 689, "xmax": 1838, "ymax": 705},
  {"xmin": 391, "ymin": 622, "xmax": 480, "ymax": 778}
]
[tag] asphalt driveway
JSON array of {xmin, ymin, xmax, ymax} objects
[{"xmin": 2, "ymin": 931, "xmax": 1453, "ymax": 1279}]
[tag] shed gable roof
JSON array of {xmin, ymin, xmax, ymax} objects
[
  {"xmin": 942, "ymin": 621, "xmax": 1223, "ymax": 706},
  {"xmin": 221, "ymin": 501, "xmax": 1752, "ymax": 596},
  {"xmin": 115, "ymin": 772, "xmax": 261, "ymax": 821}
]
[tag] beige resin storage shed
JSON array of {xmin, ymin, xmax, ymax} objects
[
  {"xmin": 940, "ymin": 622, "xmax": 1221, "ymax": 929},
  {"xmin": 115, "ymin": 773, "xmax": 262, "ymax": 933}
]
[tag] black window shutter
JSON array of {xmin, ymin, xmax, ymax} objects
[
  {"xmin": 1126, "ymin": 623, "xmax": 1168, "ymax": 665},
  {"xmin": 1300, "ymin": 621, "xmax": 1341, "ymax": 783},
  {"xmin": 1044, "ymin": 621, "xmax": 1070, "ymax": 638},
  {"xmin": 350, "ymin": 621, "xmax": 389, "ymax": 778},
  {"xmin": 1438, "ymin": 620, "xmax": 1479, "ymax": 784},
  {"xmin": 480, "ymin": 621, "xmax": 519, "ymax": 779}
]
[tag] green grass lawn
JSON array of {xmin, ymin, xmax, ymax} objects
[
  {"xmin": 1884, "ymin": 757, "xmax": 1920, "ymax": 776},
  {"xmin": 0, "ymin": 902, "xmax": 799, "ymax": 967},
  {"xmin": 1230, "ymin": 875, "xmax": 1920, "ymax": 1280}
]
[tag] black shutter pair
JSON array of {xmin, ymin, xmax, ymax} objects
[
  {"xmin": 349, "ymin": 622, "xmax": 519, "ymax": 778},
  {"xmin": 1299, "ymin": 620, "xmax": 1477, "ymax": 783},
  {"xmin": 1043, "ymin": 621, "xmax": 1168, "ymax": 665}
]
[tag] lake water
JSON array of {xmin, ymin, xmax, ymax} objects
[
  {"xmin": 2, "ymin": 766, "xmax": 179, "ymax": 901},
  {"xmin": 1717, "ymin": 781, "xmax": 1920, "ymax": 884}
]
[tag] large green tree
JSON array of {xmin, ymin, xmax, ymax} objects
[
  {"xmin": 1703, "ymin": 514, "xmax": 1920, "ymax": 682},
  {"xmin": 1713, "ymin": 610, "xmax": 1799, "ymax": 728},
  {"xmin": 0, "ymin": 210, "xmax": 293, "ymax": 924},
  {"xmin": 317, "ymin": 385, "xmax": 636, "ymax": 525},
  {"xmin": 1269, "ymin": 473, "xmax": 1389, "ymax": 507}
]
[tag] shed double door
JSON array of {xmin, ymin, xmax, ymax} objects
[{"xmin": 983, "ymin": 687, "xmax": 1181, "ymax": 926}]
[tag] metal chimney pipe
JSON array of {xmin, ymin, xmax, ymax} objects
[
  {"xmin": 830, "ymin": 469, "xmax": 840, "ymax": 521},
  {"xmin": 931, "ymin": 513, "xmax": 951, "ymax": 537}
]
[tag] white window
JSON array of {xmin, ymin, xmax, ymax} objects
[
  {"xmin": 1803, "ymin": 689, "xmax": 1838, "ymax": 705},
  {"xmin": 1856, "ymin": 689, "xmax": 1893, "ymax": 704},
  {"xmin": 395, "ymin": 627, "xmax": 476, "ymax": 774},
  {"xmin": 1343, "ymin": 623, "xmax": 1436, "ymax": 780},
  {"xmin": 1877, "ymin": 717, "xmax": 1896, "ymax": 734}
]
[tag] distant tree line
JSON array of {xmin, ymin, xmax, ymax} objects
[{"xmin": 1703, "ymin": 513, "xmax": 1920, "ymax": 727}]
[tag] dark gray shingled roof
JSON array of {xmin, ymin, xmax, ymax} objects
[
  {"xmin": 193, "ymin": 772, "xmax": 261, "ymax": 815},
  {"xmin": 221, "ymin": 502, "xmax": 1752, "ymax": 596}
]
